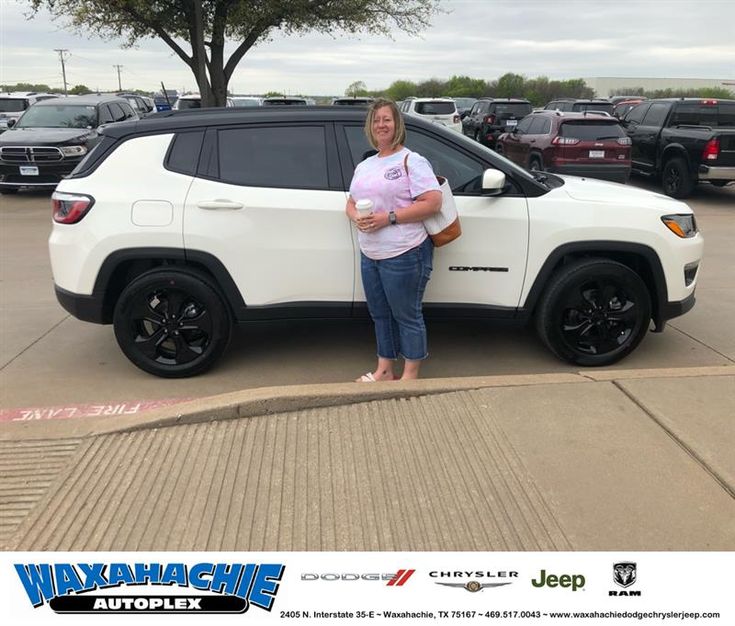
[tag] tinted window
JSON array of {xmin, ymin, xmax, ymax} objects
[
  {"xmin": 218, "ymin": 126, "xmax": 328, "ymax": 189},
  {"xmin": 625, "ymin": 102, "xmax": 650, "ymax": 124},
  {"xmin": 167, "ymin": 131, "xmax": 204, "ymax": 176},
  {"xmin": 0, "ymin": 99, "xmax": 29, "ymax": 112},
  {"xmin": 516, "ymin": 117, "xmax": 534, "ymax": 133},
  {"xmin": 493, "ymin": 103, "xmax": 532, "ymax": 117},
  {"xmin": 414, "ymin": 102, "xmax": 456, "ymax": 115},
  {"xmin": 669, "ymin": 102, "xmax": 735, "ymax": 127},
  {"xmin": 109, "ymin": 103, "xmax": 126, "ymax": 122},
  {"xmin": 560, "ymin": 121, "xmax": 625, "ymax": 140},
  {"xmin": 521, "ymin": 117, "xmax": 551, "ymax": 135},
  {"xmin": 641, "ymin": 102, "xmax": 670, "ymax": 127},
  {"xmin": 119, "ymin": 102, "xmax": 136, "ymax": 119},
  {"xmin": 99, "ymin": 106, "xmax": 114, "ymax": 124},
  {"xmin": 177, "ymin": 99, "xmax": 201, "ymax": 110}
]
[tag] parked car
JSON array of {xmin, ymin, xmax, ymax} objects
[
  {"xmin": 452, "ymin": 97, "xmax": 477, "ymax": 117},
  {"xmin": 462, "ymin": 98, "xmax": 533, "ymax": 148},
  {"xmin": 48, "ymin": 106, "xmax": 701, "ymax": 377},
  {"xmin": 400, "ymin": 97, "xmax": 462, "ymax": 133},
  {"xmin": 610, "ymin": 95, "xmax": 647, "ymax": 106},
  {"xmin": 0, "ymin": 95, "xmax": 138, "ymax": 194},
  {"xmin": 117, "ymin": 93, "xmax": 156, "ymax": 117},
  {"xmin": 621, "ymin": 97, "xmax": 735, "ymax": 197},
  {"xmin": 263, "ymin": 97, "xmax": 309, "ymax": 106},
  {"xmin": 173, "ymin": 94, "xmax": 235, "ymax": 109},
  {"xmin": 0, "ymin": 92, "xmax": 57, "ymax": 133},
  {"xmin": 545, "ymin": 99, "xmax": 615, "ymax": 116},
  {"xmin": 496, "ymin": 111, "xmax": 632, "ymax": 183},
  {"xmin": 331, "ymin": 97, "xmax": 374, "ymax": 106},
  {"xmin": 231, "ymin": 96, "xmax": 263, "ymax": 107},
  {"xmin": 613, "ymin": 99, "xmax": 646, "ymax": 119}
]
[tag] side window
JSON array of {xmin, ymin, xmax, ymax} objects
[
  {"xmin": 516, "ymin": 117, "xmax": 534, "ymax": 134},
  {"xmin": 526, "ymin": 117, "xmax": 547, "ymax": 134},
  {"xmin": 539, "ymin": 118, "xmax": 552, "ymax": 134},
  {"xmin": 217, "ymin": 126, "xmax": 329, "ymax": 189},
  {"xmin": 109, "ymin": 103, "xmax": 126, "ymax": 122},
  {"xmin": 641, "ymin": 102, "xmax": 670, "ymax": 127},
  {"xmin": 98, "ymin": 105, "xmax": 114, "ymax": 124},
  {"xmin": 121, "ymin": 102, "xmax": 136, "ymax": 119},
  {"xmin": 625, "ymin": 102, "xmax": 650, "ymax": 124},
  {"xmin": 166, "ymin": 131, "xmax": 204, "ymax": 176}
]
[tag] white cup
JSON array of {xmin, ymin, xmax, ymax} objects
[{"xmin": 355, "ymin": 199, "xmax": 373, "ymax": 218}]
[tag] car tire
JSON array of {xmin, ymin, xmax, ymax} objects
[
  {"xmin": 661, "ymin": 157, "xmax": 694, "ymax": 198},
  {"xmin": 0, "ymin": 187, "xmax": 19, "ymax": 195},
  {"xmin": 113, "ymin": 268, "xmax": 232, "ymax": 378},
  {"xmin": 710, "ymin": 181, "xmax": 728, "ymax": 187},
  {"xmin": 535, "ymin": 259, "xmax": 651, "ymax": 366},
  {"xmin": 474, "ymin": 129, "xmax": 482, "ymax": 144},
  {"xmin": 529, "ymin": 154, "xmax": 544, "ymax": 172}
]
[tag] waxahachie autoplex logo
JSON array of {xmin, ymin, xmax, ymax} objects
[
  {"xmin": 14, "ymin": 561, "xmax": 284, "ymax": 614},
  {"xmin": 609, "ymin": 562, "xmax": 641, "ymax": 597}
]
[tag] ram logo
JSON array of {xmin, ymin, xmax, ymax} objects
[{"xmin": 613, "ymin": 562, "xmax": 637, "ymax": 588}]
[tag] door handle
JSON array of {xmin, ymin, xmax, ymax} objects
[{"xmin": 196, "ymin": 199, "xmax": 244, "ymax": 210}]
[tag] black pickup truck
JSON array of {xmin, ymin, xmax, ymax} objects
[{"xmin": 621, "ymin": 98, "xmax": 735, "ymax": 197}]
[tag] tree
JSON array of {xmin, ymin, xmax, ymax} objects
[
  {"xmin": 69, "ymin": 84, "xmax": 92, "ymax": 95},
  {"xmin": 28, "ymin": 0, "xmax": 440, "ymax": 107},
  {"xmin": 345, "ymin": 81, "xmax": 367, "ymax": 97},
  {"xmin": 385, "ymin": 79, "xmax": 417, "ymax": 101}
]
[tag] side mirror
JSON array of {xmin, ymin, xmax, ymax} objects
[
  {"xmin": 7, "ymin": 119, "xmax": 16, "ymax": 128},
  {"xmin": 482, "ymin": 169, "xmax": 506, "ymax": 196}
]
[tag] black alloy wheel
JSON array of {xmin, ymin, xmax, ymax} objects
[
  {"xmin": 535, "ymin": 259, "xmax": 651, "ymax": 366},
  {"xmin": 661, "ymin": 157, "xmax": 694, "ymax": 198},
  {"xmin": 113, "ymin": 269, "xmax": 232, "ymax": 377}
]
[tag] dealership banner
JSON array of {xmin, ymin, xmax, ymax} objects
[{"xmin": 0, "ymin": 552, "xmax": 731, "ymax": 625}]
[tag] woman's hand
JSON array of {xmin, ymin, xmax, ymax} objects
[{"xmin": 356, "ymin": 211, "xmax": 389, "ymax": 233}]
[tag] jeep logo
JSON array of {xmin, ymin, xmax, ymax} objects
[{"xmin": 531, "ymin": 569, "xmax": 585, "ymax": 591}]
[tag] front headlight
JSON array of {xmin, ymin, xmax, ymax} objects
[
  {"xmin": 60, "ymin": 145, "xmax": 88, "ymax": 157},
  {"xmin": 661, "ymin": 214, "xmax": 698, "ymax": 238}
]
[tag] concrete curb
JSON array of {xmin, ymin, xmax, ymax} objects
[{"xmin": 2, "ymin": 366, "xmax": 733, "ymax": 442}]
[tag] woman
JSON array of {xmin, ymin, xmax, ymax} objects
[{"xmin": 346, "ymin": 98, "xmax": 442, "ymax": 382}]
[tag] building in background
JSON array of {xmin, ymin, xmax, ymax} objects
[{"xmin": 584, "ymin": 77, "xmax": 734, "ymax": 97}]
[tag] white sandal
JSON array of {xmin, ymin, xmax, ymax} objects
[{"xmin": 356, "ymin": 372, "xmax": 397, "ymax": 383}]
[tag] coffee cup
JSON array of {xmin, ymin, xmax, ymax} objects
[{"xmin": 355, "ymin": 199, "xmax": 373, "ymax": 218}]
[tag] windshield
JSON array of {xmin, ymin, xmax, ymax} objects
[
  {"xmin": 232, "ymin": 99, "xmax": 260, "ymax": 107},
  {"xmin": 572, "ymin": 102, "xmax": 614, "ymax": 115},
  {"xmin": 177, "ymin": 99, "xmax": 201, "ymax": 110},
  {"xmin": 453, "ymin": 98, "xmax": 477, "ymax": 109},
  {"xmin": 0, "ymin": 99, "xmax": 29, "ymax": 113},
  {"xmin": 17, "ymin": 105, "xmax": 97, "ymax": 128}
]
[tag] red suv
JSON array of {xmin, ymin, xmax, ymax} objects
[{"xmin": 496, "ymin": 111, "xmax": 632, "ymax": 183}]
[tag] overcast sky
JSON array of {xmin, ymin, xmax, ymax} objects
[{"xmin": 1, "ymin": 0, "xmax": 733, "ymax": 95}]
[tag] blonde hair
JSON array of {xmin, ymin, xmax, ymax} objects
[{"xmin": 364, "ymin": 98, "xmax": 406, "ymax": 150}]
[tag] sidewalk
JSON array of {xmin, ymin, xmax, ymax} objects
[{"xmin": 1, "ymin": 366, "xmax": 733, "ymax": 551}]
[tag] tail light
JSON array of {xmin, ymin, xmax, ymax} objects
[
  {"xmin": 616, "ymin": 137, "xmax": 632, "ymax": 146},
  {"xmin": 483, "ymin": 114, "xmax": 496, "ymax": 125},
  {"xmin": 52, "ymin": 192, "xmax": 95, "ymax": 224},
  {"xmin": 551, "ymin": 136, "xmax": 580, "ymax": 145},
  {"xmin": 453, "ymin": 114, "xmax": 460, "ymax": 124},
  {"xmin": 702, "ymin": 138, "xmax": 720, "ymax": 161},
  {"xmin": 701, "ymin": 99, "xmax": 718, "ymax": 105}
]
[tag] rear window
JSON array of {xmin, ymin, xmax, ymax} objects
[
  {"xmin": 669, "ymin": 102, "xmax": 735, "ymax": 127},
  {"xmin": 494, "ymin": 103, "xmax": 532, "ymax": 117},
  {"xmin": 559, "ymin": 121, "xmax": 625, "ymax": 140},
  {"xmin": 572, "ymin": 102, "xmax": 614, "ymax": 115},
  {"xmin": 177, "ymin": 99, "xmax": 201, "ymax": 110},
  {"xmin": 263, "ymin": 99, "xmax": 307, "ymax": 105},
  {"xmin": 414, "ymin": 101, "xmax": 456, "ymax": 115},
  {"xmin": 0, "ymin": 99, "xmax": 29, "ymax": 113}
]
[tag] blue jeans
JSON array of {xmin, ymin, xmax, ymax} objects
[{"xmin": 360, "ymin": 237, "xmax": 433, "ymax": 361}]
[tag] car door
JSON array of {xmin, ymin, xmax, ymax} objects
[
  {"xmin": 622, "ymin": 102, "xmax": 651, "ymax": 169},
  {"xmin": 635, "ymin": 102, "xmax": 671, "ymax": 171},
  {"xmin": 183, "ymin": 123, "xmax": 355, "ymax": 310},
  {"xmin": 337, "ymin": 123, "xmax": 530, "ymax": 310}
]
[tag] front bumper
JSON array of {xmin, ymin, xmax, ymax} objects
[{"xmin": 0, "ymin": 159, "xmax": 81, "ymax": 188}]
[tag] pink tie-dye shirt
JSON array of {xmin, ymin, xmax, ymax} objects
[{"xmin": 349, "ymin": 148, "xmax": 440, "ymax": 260}]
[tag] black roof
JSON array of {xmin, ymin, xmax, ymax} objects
[
  {"xmin": 647, "ymin": 97, "xmax": 735, "ymax": 103},
  {"xmin": 477, "ymin": 98, "xmax": 531, "ymax": 103},
  {"xmin": 37, "ymin": 94, "xmax": 129, "ymax": 106}
]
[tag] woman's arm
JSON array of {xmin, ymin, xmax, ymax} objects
[{"xmin": 369, "ymin": 189, "xmax": 442, "ymax": 230}]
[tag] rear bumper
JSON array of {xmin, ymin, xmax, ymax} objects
[
  {"xmin": 55, "ymin": 284, "xmax": 109, "ymax": 324},
  {"xmin": 549, "ymin": 163, "xmax": 631, "ymax": 184},
  {"xmin": 698, "ymin": 165, "xmax": 735, "ymax": 181}
]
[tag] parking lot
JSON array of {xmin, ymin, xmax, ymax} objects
[{"xmin": 1, "ymin": 179, "xmax": 734, "ymax": 418}]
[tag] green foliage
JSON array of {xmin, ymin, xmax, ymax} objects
[
  {"xmin": 345, "ymin": 81, "xmax": 368, "ymax": 97},
  {"xmin": 444, "ymin": 75, "xmax": 487, "ymax": 98},
  {"xmin": 1, "ymin": 82, "xmax": 60, "ymax": 93},
  {"xmin": 612, "ymin": 86, "xmax": 734, "ymax": 99},
  {"xmin": 263, "ymin": 91, "xmax": 284, "ymax": 98},
  {"xmin": 384, "ymin": 80, "xmax": 417, "ymax": 102},
  {"xmin": 69, "ymin": 84, "xmax": 92, "ymax": 95}
]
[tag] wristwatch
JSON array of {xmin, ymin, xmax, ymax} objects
[{"xmin": 388, "ymin": 210, "xmax": 397, "ymax": 225}]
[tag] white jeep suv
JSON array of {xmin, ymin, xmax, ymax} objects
[
  {"xmin": 49, "ymin": 107, "xmax": 703, "ymax": 377},
  {"xmin": 400, "ymin": 97, "xmax": 462, "ymax": 133}
]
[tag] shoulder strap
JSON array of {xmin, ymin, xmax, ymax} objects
[{"xmin": 403, "ymin": 152, "xmax": 409, "ymax": 175}]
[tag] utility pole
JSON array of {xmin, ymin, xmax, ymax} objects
[
  {"xmin": 113, "ymin": 65, "xmax": 123, "ymax": 92},
  {"xmin": 54, "ymin": 49, "xmax": 69, "ymax": 96}
]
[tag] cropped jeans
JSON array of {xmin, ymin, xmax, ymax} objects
[{"xmin": 360, "ymin": 236, "xmax": 433, "ymax": 361}]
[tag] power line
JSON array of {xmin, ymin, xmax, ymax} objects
[{"xmin": 53, "ymin": 49, "xmax": 70, "ymax": 96}]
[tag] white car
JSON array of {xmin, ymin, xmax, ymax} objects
[
  {"xmin": 48, "ymin": 108, "xmax": 703, "ymax": 377},
  {"xmin": 231, "ymin": 96, "xmax": 263, "ymax": 107},
  {"xmin": 173, "ymin": 94, "xmax": 234, "ymax": 109},
  {"xmin": 0, "ymin": 91, "xmax": 58, "ymax": 131},
  {"xmin": 400, "ymin": 97, "xmax": 462, "ymax": 133}
]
